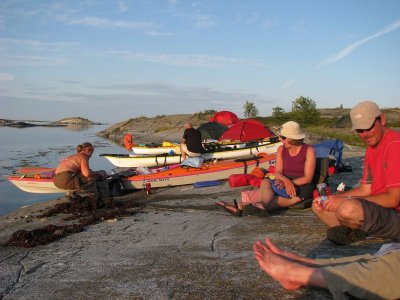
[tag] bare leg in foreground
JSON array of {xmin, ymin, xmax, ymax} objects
[
  {"xmin": 253, "ymin": 238, "xmax": 327, "ymax": 290},
  {"xmin": 264, "ymin": 238, "xmax": 317, "ymax": 265}
]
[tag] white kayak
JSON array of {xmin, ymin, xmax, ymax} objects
[
  {"xmin": 131, "ymin": 144, "xmax": 179, "ymax": 155},
  {"xmin": 7, "ymin": 167, "xmax": 65, "ymax": 194},
  {"xmin": 130, "ymin": 140, "xmax": 250, "ymax": 155},
  {"xmin": 100, "ymin": 140, "xmax": 281, "ymax": 168}
]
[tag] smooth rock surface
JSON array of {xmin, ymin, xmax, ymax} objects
[{"xmin": 0, "ymin": 150, "xmax": 384, "ymax": 299}]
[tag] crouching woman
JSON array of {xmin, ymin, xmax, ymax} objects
[{"xmin": 54, "ymin": 142, "xmax": 107, "ymax": 190}]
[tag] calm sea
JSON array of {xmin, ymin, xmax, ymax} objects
[{"xmin": 0, "ymin": 124, "xmax": 124, "ymax": 216}]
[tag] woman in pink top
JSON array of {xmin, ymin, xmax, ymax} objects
[
  {"xmin": 54, "ymin": 142, "xmax": 107, "ymax": 190},
  {"xmin": 217, "ymin": 121, "xmax": 316, "ymax": 216}
]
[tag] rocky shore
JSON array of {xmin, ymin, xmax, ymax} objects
[
  {"xmin": 96, "ymin": 113, "xmax": 341, "ymax": 148},
  {"xmin": 1, "ymin": 146, "xmax": 384, "ymax": 300},
  {"xmin": 96, "ymin": 113, "xmax": 211, "ymax": 147}
]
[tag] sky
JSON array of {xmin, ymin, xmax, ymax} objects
[{"xmin": 0, "ymin": 0, "xmax": 399, "ymax": 123}]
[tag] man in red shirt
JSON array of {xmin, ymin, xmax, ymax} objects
[{"xmin": 312, "ymin": 101, "xmax": 400, "ymax": 245}]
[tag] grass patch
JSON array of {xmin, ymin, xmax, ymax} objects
[
  {"xmin": 306, "ymin": 127, "xmax": 366, "ymax": 147},
  {"xmin": 154, "ymin": 126, "xmax": 173, "ymax": 133}
]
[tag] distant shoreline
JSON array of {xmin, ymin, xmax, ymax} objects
[{"xmin": 0, "ymin": 117, "xmax": 103, "ymax": 128}]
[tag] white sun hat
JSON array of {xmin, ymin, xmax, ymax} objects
[{"xmin": 278, "ymin": 121, "xmax": 305, "ymax": 140}]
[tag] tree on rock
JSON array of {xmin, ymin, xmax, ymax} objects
[
  {"xmin": 290, "ymin": 96, "xmax": 320, "ymax": 125},
  {"xmin": 272, "ymin": 106, "xmax": 289, "ymax": 122},
  {"xmin": 243, "ymin": 101, "xmax": 259, "ymax": 118}
]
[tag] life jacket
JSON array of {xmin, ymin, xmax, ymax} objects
[{"xmin": 123, "ymin": 133, "xmax": 135, "ymax": 151}]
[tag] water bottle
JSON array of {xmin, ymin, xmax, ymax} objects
[
  {"xmin": 316, "ymin": 183, "xmax": 327, "ymax": 196},
  {"xmin": 145, "ymin": 182, "xmax": 151, "ymax": 195}
]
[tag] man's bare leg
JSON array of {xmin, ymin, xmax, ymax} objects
[
  {"xmin": 264, "ymin": 238, "xmax": 317, "ymax": 265},
  {"xmin": 253, "ymin": 240, "xmax": 327, "ymax": 290},
  {"xmin": 312, "ymin": 203, "xmax": 342, "ymax": 227},
  {"xmin": 180, "ymin": 144, "xmax": 187, "ymax": 160},
  {"xmin": 334, "ymin": 199, "xmax": 364, "ymax": 230}
]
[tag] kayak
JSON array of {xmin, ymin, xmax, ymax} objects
[
  {"xmin": 130, "ymin": 140, "xmax": 261, "ymax": 155},
  {"xmin": 8, "ymin": 153, "xmax": 276, "ymax": 193},
  {"xmin": 101, "ymin": 140, "xmax": 281, "ymax": 168},
  {"xmin": 8, "ymin": 167, "xmax": 64, "ymax": 194},
  {"xmin": 122, "ymin": 152, "xmax": 276, "ymax": 190}
]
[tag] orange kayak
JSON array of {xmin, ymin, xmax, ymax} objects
[{"xmin": 122, "ymin": 153, "xmax": 275, "ymax": 190}]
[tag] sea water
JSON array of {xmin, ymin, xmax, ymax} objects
[{"xmin": 0, "ymin": 124, "xmax": 124, "ymax": 216}]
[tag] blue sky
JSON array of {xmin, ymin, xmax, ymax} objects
[{"xmin": 1, "ymin": 0, "xmax": 399, "ymax": 123}]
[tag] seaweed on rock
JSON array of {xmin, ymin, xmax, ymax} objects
[{"xmin": 3, "ymin": 193, "xmax": 140, "ymax": 248}]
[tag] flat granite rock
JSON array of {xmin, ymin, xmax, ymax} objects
[{"xmin": 0, "ymin": 151, "xmax": 384, "ymax": 299}]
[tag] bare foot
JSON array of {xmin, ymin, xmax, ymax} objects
[
  {"xmin": 253, "ymin": 241, "xmax": 302, "ymax": 290},
  {"xmin": 264, "ymin": 238, "xmax": 316, "ymax": 265},
  {"xmin": 265, "ymin": 238, "xmax": 287, "ymax": 256},
  {"xmin": 251, "ymin": 202, "xmax": 266, "ymax": 210}
]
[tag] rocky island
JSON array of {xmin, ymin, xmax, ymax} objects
[{"xmin": 0, "ymin": 117, "xmax": 102, "ymax": 128}]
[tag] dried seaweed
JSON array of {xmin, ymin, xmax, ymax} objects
[
  {"xmin": 4, "ymin": 224, "xmax": 84, "ymax": 248},
  {"xmin": 3, "ymin": 193, "xmax": 140, "ymax": 248}
]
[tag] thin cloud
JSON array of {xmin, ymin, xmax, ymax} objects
[
  {"xmin": 291, "ymin": 19, "xmax": 308, "ymax": 34},
  {"xmin": 169, "ymin": 0, "xmax": 179, "ymax": 5},
  {"xmin": 233, "ymin": 12, "xmax": 259, "ymax": 26},
  {"xmin": 56, "ymin": 15, "xmax": 155, "ymax": 30},
  {"xmin": 117, "ymin": 1, "xmax": 129, "ymax": 12},
  {"xmin": 276, "ymin": 79, "xmax": 296, "ymax": 93},
  {"xmin": 54, "ymin": 15, "xmax": 174, "ymax": 36},
  {"xmin": 0, "ymin": 38, "xmax": 78, "ymax": 51},
  {"xmin": 261, "ymin": 15, "xmax": 279, "ymax": 29},
  {"xmin": 0, "ymin": 54, "xmax": 70, "ymax": 66},
  {"xmin": 0, "ymin": 73, "xmax": 14, "ymax": 81},
  {"xmin": 4, "ymin": 81, "xmax": 258, "ymax": 114},
  {"xmin": 318, "ymin": 19, "xmax": 400, "ymax": 68},
  {"xmin": 194, "ymin": 15, "xmax": 218, "ymax": 29},
  {"xmin": 106, "ymin": 51, "xmax": 264, "ymax": 68}
]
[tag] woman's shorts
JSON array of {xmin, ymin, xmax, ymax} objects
[
  {"xmin": 270, "ymin": 179, "xmax": 313, "ymax": 201},
  {"xmin": 54, "ymin": 171, "xmax": 88, "ymax": 190}
]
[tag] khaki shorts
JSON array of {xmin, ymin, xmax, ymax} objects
[
  {"xmin": 319, "ymin": 250, "xmax": 400, "ymax": 299},
  {"xmin": 180, "ymin": 144, "xmax": 201, "ymax": 157},
  {"xmin": 359, "ymin": 199, "xmax": 400, "ymax": 240}
]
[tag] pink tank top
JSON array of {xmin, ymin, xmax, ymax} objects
[{"xmin": 282, "ymin": 144, "xmax": 309, "ymax": 179}]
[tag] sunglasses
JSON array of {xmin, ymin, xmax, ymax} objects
[
  {"xmin": 356, "ymin": 117, "xmax": 381, "ymax": 134},
  {"xmin": 279, "ymin": 136, "xmax": 287, "ymax": 140}
]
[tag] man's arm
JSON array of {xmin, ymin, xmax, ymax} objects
[
  {"xmin": 362, "ymin": 187, "xmax": 400, "ymax": 208},
  {"xmin": 341, "ymin": 183, "xmax": 371, "ymax": 198},
  {"xmin": 341, "ymin": 183, "xmax": 400, "ymax": 208}
]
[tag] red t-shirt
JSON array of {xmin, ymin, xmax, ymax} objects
[{"xmin": 361, "ymin": 129, "xmax": 400, "ymax": 210}]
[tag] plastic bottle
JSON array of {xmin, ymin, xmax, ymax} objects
[
  {"xmin": 145, "ymin": 182, "xmax": 151, "ymax": 195},
  {"xmin": 316, "ymin": 183, "xmax": 327, "ymax": 196}
]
